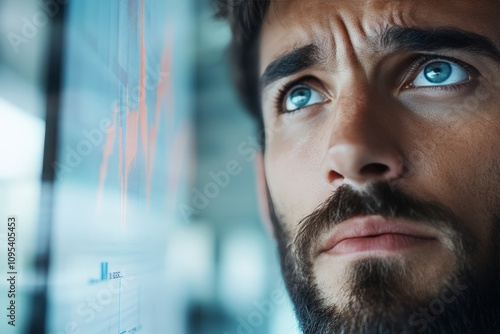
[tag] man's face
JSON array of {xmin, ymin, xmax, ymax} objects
[{"xmin": 258, "ymin": 0, "xmax": 500, "ymax": 332}]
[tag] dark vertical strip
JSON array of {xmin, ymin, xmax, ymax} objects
[{"xmin": 28, "ymin": 1, "xmax": 66, "ymax": 333}]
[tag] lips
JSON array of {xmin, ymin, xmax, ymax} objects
[{"xmin": 319, "ymin": 215, "xmax": 437, "ymax": 256}]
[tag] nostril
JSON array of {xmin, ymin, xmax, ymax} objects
[
  {"xmin": 360, "ymin": 163, "xmax": 389, "ymax": 176},
  {"xmin": 327, "ymin": 170, "xmax": 343, "ymax": 183}
]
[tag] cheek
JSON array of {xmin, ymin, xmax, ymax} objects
[
  {"xmin": 409, "ymin": 116, "xmax": 500, "ymax": 248},
  {"xmin": 265, "ymin": 131, "xmax": 329, "ymax": 228},
  {"xmin": 452, "ymin": 136, "xmax": 498, "ymax": 220}
]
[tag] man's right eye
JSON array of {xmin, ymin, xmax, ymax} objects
[{"xmin": 281, "ymin": 85, "xmax": 326, "ymax": 113}]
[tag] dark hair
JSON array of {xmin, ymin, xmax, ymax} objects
[{"xmin": 215, "ymin": 0, "xmax": 271, "ymax": 128}]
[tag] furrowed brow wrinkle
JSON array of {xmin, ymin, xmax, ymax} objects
[
  {"xmin": 260, "ymin": 26, "xmax": 500, "ymax": 96},
  {"xmin": 260, "ymin": 44, "xmax": 322, "ymax": 91},
  {"xmin": 381, "ymin": 26, "xmax": 500, "ymax": 62}
]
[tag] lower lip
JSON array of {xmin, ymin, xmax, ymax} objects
[{"xmin": 327, "ymin": 234, "xmax": 434, "ymax": 255}]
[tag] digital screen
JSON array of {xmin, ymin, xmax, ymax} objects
[
  {"xmin": 46, "ymin": 0, "xmax": 194, "ymax": 333},
  {"xmin": 0, "ymin": 1, "xmax": 298, "ymax": 333}
]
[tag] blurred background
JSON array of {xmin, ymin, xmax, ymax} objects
[{"xmin": 0, "ymin": 0, "xmax": 300, "ymax": 333}]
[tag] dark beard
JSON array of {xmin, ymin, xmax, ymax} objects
[{"xmin": 268, "ymin": 182, "xmax": 500, "ymax": 334}]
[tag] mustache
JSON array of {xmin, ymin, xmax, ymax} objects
[{"xmin": 293, "ymin": 182, "xmax": 474, "ymax": 267}]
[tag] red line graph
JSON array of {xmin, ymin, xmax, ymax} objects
[{"xmin": 96, "ymin": 0, "xmax": 186, "ymax": 226}]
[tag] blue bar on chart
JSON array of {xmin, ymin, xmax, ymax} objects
[
  {"xmin": 89, "ymin": 261, "xmax": 109, "ymax": 284},
  {"xmin": 101, "ymin": 262, "xmax": 108, "ymax": 281}
]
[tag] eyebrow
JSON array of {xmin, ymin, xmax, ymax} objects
[
  {"xmin": 382, "ymin": 26, "xmax": 500, "ymax": 62},
  {"xmin": 260, "ymin": 44, "xmax": 323, "ymax": 91},
  {"xmin": 260, "ymin": 26, "xmax": 500, "ymax": 91}
]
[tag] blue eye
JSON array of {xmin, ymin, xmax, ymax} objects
[
  {"xmin": 412, "ymin": 60, "xmax": 469, "ymax": 87},
  {"xmin": 285, "ymin": 85, "xmax": 325, "ymax": 112}
]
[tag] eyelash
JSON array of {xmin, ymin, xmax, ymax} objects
[
  {"xmin": 403, "ymin": 54, "xmax": 477, "ymax": 91},
  {"xmin": 273, "ymin": 55, "xmax": 477, "ymax": 114},
  {"xmin": 274, "ymin": 76, "xmax": 320, "ymax": 115}
]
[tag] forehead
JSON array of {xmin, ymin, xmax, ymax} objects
[{"xmin": 259, "ymin": 0, "xmax": 500, "ymax": 74}]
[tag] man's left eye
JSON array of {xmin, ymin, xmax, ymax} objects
[{"xmin": 412, "ymin": 60, "xmax": 469, "ymax": 87}]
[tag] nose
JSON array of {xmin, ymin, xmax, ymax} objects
[
  {"xmin": 324, "ymin": 143, "xmax": 403, "ymax": 187},
  {"xmin": 322, "ymin": 91, "xmax": 404, "ymax": 188}
]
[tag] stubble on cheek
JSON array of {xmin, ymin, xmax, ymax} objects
[{"xmin": 430, "ymin": 123, "xmax": 500, "ymax": 273}]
